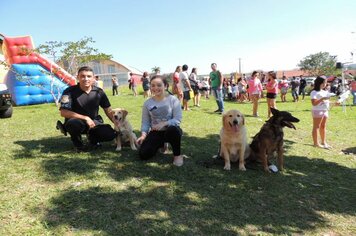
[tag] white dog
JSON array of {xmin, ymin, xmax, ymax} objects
[{"xmin": 112, "ymin": 108, "xmax": 137, "ymax": 151}]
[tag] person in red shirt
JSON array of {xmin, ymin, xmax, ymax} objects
[
  {"xmin": 172, "ymin": 66, "xmax": 183, "ymax": 104},
  {"xmin": 129, "ymin": 73, "xmax": 138, "ymax": 97}
]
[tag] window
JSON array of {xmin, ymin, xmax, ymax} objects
[
  {"xmin": 108, "ymin": 65, "xmax": 116, "ymax": 74},
  {"xmin": 92, "ymin": 61, "xmax": 101, "ymax": 74}
]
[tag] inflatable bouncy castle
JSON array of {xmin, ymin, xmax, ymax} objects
[{"xmin": 0, "ymin": 34, "xmax": 76, "ymax": 105}]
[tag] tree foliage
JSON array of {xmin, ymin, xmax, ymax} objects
[
  {"xmin": 298, "ymin": 52, "xmax": 338, "ymax": 76},
  {"xmin": 151, "ymin": 66, "xmax": 161, "ymax": 74},
  {"xmin": 37, "ymin": 36, "xmax": 112, "ymax": 75}
]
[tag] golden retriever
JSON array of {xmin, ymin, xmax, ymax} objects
[
  {"xmin": 112, "ymin": 108, "xmax": 137, "ymax": 151},
  {"xmin": 220, "ymin": 109, "xmax": 249, "ymax": 171}
]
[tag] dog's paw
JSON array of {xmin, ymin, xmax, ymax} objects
[
  {"xmin": 115, "ymin": 147, "xmax": 122, "ymax": 151},
  {"xmin": 131, "ymin": 146, "xmax": 137, "ymax": 151},
  {"xmin": 239, "ymin": 165, "xmax": 246, "ymax": 171},
  {"xmin": 223, "ymin": 164, "xmax": 231, "ymax": 170},
  {"xmin": 264, "ymin": 167, "xmax": 271, "ymax": 173}
]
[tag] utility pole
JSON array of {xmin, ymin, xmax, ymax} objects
[
  {"xmin": 351, "ymin": 32, "xmax": 355, "ymax": 62},
  {"xmin": 238, "ymin": 58, "xmax": 241, "ymax": 74}
]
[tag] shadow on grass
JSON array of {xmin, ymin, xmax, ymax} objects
[
  {"xmin": 342, "ymin": 146, "xmax": 356, "ymax": 155},
  {"xmin": 13, "ymin": 135, "xmax": 138, "ymax": 182},
  {"xmin": 13, "ymin": 136, "xmax": 75, "ymax": 158},
  {"xmin": 27, "ymin": 134, "xmax": 355, "ymax": 234}
]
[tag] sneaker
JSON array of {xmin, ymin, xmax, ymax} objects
[
  {"xmin": 173, "ymin": 155, "xmax": 184, "ymax": 167},
  {"xmin": 56, "ymin": 120, "xmax": 67, "ymax": 136},
  {"xmin": 214, "ymin": 109, "xmax": 221, "ymax": 113}
]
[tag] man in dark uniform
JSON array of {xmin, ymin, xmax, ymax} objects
[
  {"xmin": 299, "ymin": 75, "xmax": 307, "ymax": 101},
  {"xmin": 59, "ymin": 66, "xmax": 116, "ymax": 152}
]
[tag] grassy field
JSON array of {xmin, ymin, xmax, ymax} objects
[{"xmin": 0, "ymin": 87, "xmax": 355, "ymax": 235}]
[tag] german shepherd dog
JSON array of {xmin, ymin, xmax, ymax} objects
[{"xmin": 247, "ymin": 108, "xmax": 299, "ymax": 172}]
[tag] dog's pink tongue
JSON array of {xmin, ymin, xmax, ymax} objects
[{"xmin": 233, "ymin": 125, "xmax": 239, "ymax": 132}]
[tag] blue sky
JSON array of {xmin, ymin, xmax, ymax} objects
[{"xmin": 1, "ymin": 0, "xmax": 356, "ymax": 74}]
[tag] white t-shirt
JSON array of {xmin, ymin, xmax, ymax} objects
[
  {"xmin": 179, "ymin": 71, "xmax": 190, "ymax": 92},
  {"xmin": 310, "ymin": 90, "xmax": 330, "ymax": 111}
]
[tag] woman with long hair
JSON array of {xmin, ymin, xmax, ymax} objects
[
  {"xmin": 266, "ymin": 71, "xmax": 278, "ymax": 118},
  {"xmin": 247, "ymin": 71, "xmax": 263, "ymax": 117},
  {"xmin": 137, "ymin": 75, "xmax": 185, "ymax": 166},
  {"xmin": 141, "ymin": 71, "xmax": 150, "ymax": 98},
  {"xmin": 189, "ymin": 67, "xmax": 201, "ymax": 107},
  {"xmin": 311, "ymin": 76, "xmax": 338, "ymax": 149},
  {"xmin": 172, "ymin": 66, "xmax": 183, "ymax": 104}
]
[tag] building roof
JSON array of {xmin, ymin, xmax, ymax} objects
[
  {"xmin": 122, "ymin": 64, "xmax": 144, "ymax": 75},
  {"xmin": 276, "ymin": 69, "xmax": 310, "ymax": 78}
]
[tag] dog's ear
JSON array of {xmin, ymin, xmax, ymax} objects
[
  {"xmin": 222, "ymin": 113, "xmax": 228, "ymax": 129},
  {"xmin": 271, "ymin": 107, "xmax": 279, "ymax": 116},
  {"xmin": 122, "ymin": 110, "xmax": 128, "ymax": 120}
]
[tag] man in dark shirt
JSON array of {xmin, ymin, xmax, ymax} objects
[
  {"xmin": 290, "ymin": 76, "xmax": 300, "ymax": 102},
  {"xmin": 299, "ymin": 75, "xmax": 307, "ymax": 100},
  {"xmin": 59, "ymin": 66, "xmax": 116, "ymax": 152}
]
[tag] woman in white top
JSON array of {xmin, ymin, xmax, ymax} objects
[
  {"xmin": 310, "ymin": 76, "xmax": 338, "ymax": 149},
  {"xmin": 189, "ymin": 68, "xmax": 201, "ymax": 107}
]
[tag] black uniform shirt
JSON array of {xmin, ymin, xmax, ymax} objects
[{"xmin": 59, "ymin": 84, "xmax": 111, "ymax": 121}]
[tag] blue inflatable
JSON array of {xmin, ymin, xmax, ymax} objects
[{"xmin": 6, "ymin": 64, "xmax": 69, "ymax": 106}]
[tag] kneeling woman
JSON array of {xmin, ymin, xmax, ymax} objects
[{"xmin": 136, "ymin": 75, "xmax": 184, "ymax": 166}]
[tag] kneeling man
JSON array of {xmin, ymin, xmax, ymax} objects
[{"xmin": 59, "ymin": 66, "xmax": 116, "ymax": 152}]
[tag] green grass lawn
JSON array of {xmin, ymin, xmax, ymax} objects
[{"xmin": 1, "ymin": 87, "xmax": 355, "ymax": 235}]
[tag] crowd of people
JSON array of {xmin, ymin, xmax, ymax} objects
[{"xmin": 58, "ymin": 65, "xmax": 356, "ymax": 165}]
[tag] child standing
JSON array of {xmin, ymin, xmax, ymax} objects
[{"xmin": 311, "ymin": 76, "xmax": 338, "ymax": 149}]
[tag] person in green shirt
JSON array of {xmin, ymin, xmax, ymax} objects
[{"xmin": 209, "ymin": 63, "xmax": 224, "ymax": 113}]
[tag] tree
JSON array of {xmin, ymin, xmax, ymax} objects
[
  {"xmin": 151, "ymin": 66, "xmax": 161, "ymax": 74},
  {"xmin": 38, "ymin": 36, "xmax": 112, "ymax": 75},
  {"xmin": 37, "ymin": 41, "xmax": 63, "ymax": 61},
  {"xmin": 298, "ymin": 52, "xmax": 338, "ymax": 76}
]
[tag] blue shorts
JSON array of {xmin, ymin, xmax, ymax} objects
[{"xmin": 183, "ymin": 91, "xmax": 191, "ymax": 100}]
